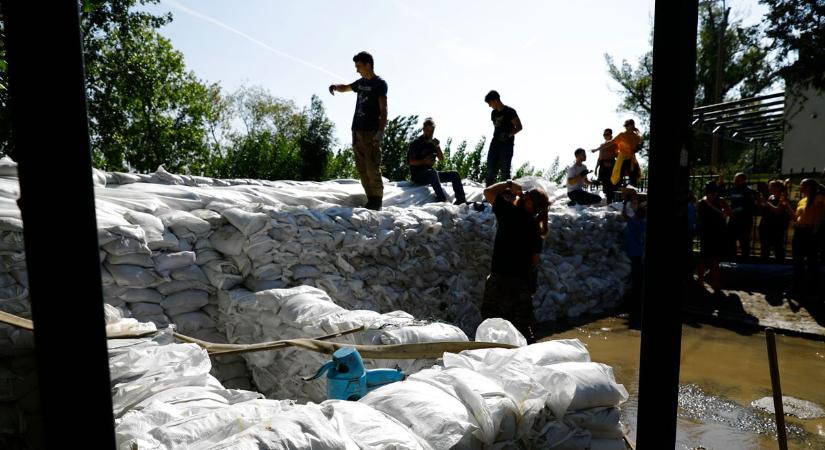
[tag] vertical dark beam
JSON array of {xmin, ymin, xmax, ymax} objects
[
  {"xmin": 3, "ymin": 1, "xmax": 116, "ymax": 448},
  {"xmin": 636, "ymin": 0, "xmax": 698, "ymax": 448}
]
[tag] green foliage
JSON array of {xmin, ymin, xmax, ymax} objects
[
  {"xmin": 380, "ymin": 115, "xmax": 419, "ymax": 181},
  {"xmin": 605, "ymin": 1, "xmax": 776, "ymax": 122},
  {"xmin": 760, "ymin": 0, "xmax": 825, "ymax": 92},
  {"xmin": 326, "ymin": 147, "xmax": 358, "ymax": 179},
  {"xmin": 298, "ymin": 95, "xmax": 335, "ymax": 181},
  {"xmin": 514, "ymin": 155, "xmax": 566, "ymax": 184},
  {"xmin": 435, "ymin": 136, "xmax": 488, "ymax": 183},
  {"xmin": 605, "ymin": 1, "xmax": 779, "ymax": 170}
]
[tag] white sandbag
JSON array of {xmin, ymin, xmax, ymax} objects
[
  {"xmin": 190, "ymin": 208, "xmax": 225, "ymax": 228},
  {"xmin": 222, "ymin": 207, "xmax": 272, "ymax": 236},
  {"xmin": 155, "ymin": 280, "xmax": 213, "ymax": 296},
  {"xmin": 161, "ymin": 290, "xmax": 209, "ymax": 316},
  {"xmin": 321, "ymin": 400, "xmax": 433, "ymax": 450},
  {"xmin": 550, "ymin": 362, "xmax": 629, "ymax": 411},
  {"xmin": 118, "ymin": 288, "xmax": 163, "ymax": 304},
  {"xmin": 377, "ymin": 322, "xmax": 468, "ymax": 345},
  {"xmin": 202, "ymin": 260, "xmax": 244, "ymax": 290},
  {"xmin": 514, "ymin": 339, "xmax": 591, "ymax": 367},
  {"xmin": 123, "ymin": 210, "xmax": 165, "ymax": 244},
  {"xmin": 564, "ymin": 407, "xmax": 623, "ymax": 439},
  {"xmin": 153, "ymin": 251, "xmax": 196, "ymax": 274},
  {"xmin": 105, "ymin": 263, "xmax": 165, "ymax": 288},
  {"xmin": 104, "ymin": 303, "xmax": 123, "ymax": 324},
  {"xmin": 360, "ymin": 379, "xmax": 478, "ymax": 450},
  {"xmin": 170, "ymin": 264, "xmax": 209, "ymax": 284},
  {"xmin": 443, "ymin": 348, "xmax": 576, "ymax": 424},
  {"xmin": 109, "ymin": 343, "xmax": 215, "ymax": 416},
  {"xmin": 158, "ymin": 210, "xmax": 211, "ymax": 237},
  {"xmin": 129, "ymin": 302, "xmax": 164, "ymax": 318},
  {"xmin": 475, "ymin": 318, "xmax": 527, "ymax": 347},
  {"xmin": 209, "ymin": 224, "xmax": 246, "ymax": 256},
  {"xmin": 106, "ymin": 318, "xmax": 157, "ymax": 338},
  {"xmin": 169, "ymin": 311, "xmax": 216, "ymax": 335},
  {"xmin": 410, "ymin": 367, "xmax": 521, "ymax": 445},
  {"xmin": 106, "ymin": 253, "xmax": 155, "ymax": 267}
]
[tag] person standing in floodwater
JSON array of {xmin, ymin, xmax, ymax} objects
[
  {"xmin": 481, "ymin": 180, "xmax": 551, "ymax": 344},
  {"xmin": 483, "ymin": 90, "xmax": 522, "ymax": 187},
  {"xmin": 328, "ymin": 51, "xmax": 388, "ymax": 211}
]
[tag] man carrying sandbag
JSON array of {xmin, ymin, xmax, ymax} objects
[{"xmin": 481, "ymin": 179, "xmax": 551, "ymax": 343}]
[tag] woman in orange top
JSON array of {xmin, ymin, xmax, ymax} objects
[{"xmin": 591, "ymin": 119, "xmax": 642, "ymax": 186}]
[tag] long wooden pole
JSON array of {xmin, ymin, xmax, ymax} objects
[{"xmin": 765, "ymin": 328, "xmax": 789, "ymax": 450}]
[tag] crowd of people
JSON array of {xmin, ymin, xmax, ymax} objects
[
  {"xmin": 328, "ymin": 50, "xmax": 821, "ymax": 341},
  {"xmin": 695, "ymin": 173, "xmax": 825, "ymax": 300}
]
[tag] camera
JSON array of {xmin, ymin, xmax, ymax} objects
[{"xmin": 580, "ymin": 168, "xmax": 591, "ymax": 176}]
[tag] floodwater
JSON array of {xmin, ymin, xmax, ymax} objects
[{"xmin": 546, "ymin": 316, "xmax": 825, "ymax": 450}]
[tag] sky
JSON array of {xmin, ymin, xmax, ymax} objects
[{"xmin": 144, "ymin": 0, "xmax": 769, "ymax": 172}]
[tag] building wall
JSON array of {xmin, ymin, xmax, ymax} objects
[{"xmin": 782, "ymin": 84, "xmax": 825, "ymax": 174}]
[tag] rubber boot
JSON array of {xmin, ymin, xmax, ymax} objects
[{"xmin": 365, "ymin": 196, "xmax": 382, "ymax": 211}]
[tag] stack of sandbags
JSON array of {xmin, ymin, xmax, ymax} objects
[
  {"xmin": 218, "ymin": 285, "xmax": 468, "ymax": 403},
  {"xmin": 463, "ymin": 320, "xmax": 629, "ymax": 449},
  {"xmin": 0, "ymin": 160, "xmax": 631, "ymax": 356},
  {"xmin": 112, "ymin": 321, "xmax": 627, "ymax": 449}
]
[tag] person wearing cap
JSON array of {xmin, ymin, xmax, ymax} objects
[
  {"xmin": 407, "ymin": 117, "xmax": 467, "ymax": 204},
  {"xmin": 591, "ymin": 127, "xmax": 618, "ymax": 202},
  {"xmin": 481, "ymin": 179, "xmax": 551, "ymax": 343},
  {"xmin": 483, "ymin": 90, "xmax": 522, "ymax": 187},
  {"xmin": 328, "ymin": 51, "xmax": 388, "ymax": 211},
  {"xmin": 592, "ymin": 119, "xmax": 642, "ymax": 186}
]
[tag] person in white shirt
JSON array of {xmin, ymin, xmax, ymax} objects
[{"xmin": 566, "ymin": 148, "xmax": 602, "ymax": 206}]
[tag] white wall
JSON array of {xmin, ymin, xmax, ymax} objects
[{"xmin": 782, "ymin": 84, "xmax": 825, "ymax": 174}]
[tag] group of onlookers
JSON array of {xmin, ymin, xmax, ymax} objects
[{"xmin": 695, "ymin": 173, "xmax": 825, "ymax": 300}]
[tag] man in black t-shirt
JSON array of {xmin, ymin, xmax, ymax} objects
[
  {"xmin": 480, "ymin": 180, "xmax": 551, "ymax": 343},
  {"xmin": 408, "ymin": 117, "xmax": 467, "ymax": 204},
  {"xmin": 484, "ymin": 90, "xmax": 522, "ymax": 187},
  {"xmin": 329, "ymin": 51, "xmax": 388, "ymax": 210}
]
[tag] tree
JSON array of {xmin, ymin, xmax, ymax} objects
[
  {"xmin": 380, "ymin": 115, "xmax": 419, "ymax": 181},
  {"xmin": 326, "ymin": 147, "xmax": 358, "ymax": 179},
  {"xmin": 514, "ymin": 156, "xmax": 566, "ymax": 184},
  {"xmin": 605, "ymin": 1, "xmax": 776, "ymax": 124},
  {"xmin": 82, "ymin": 0, "xmax": 220, "ymax": 173},
  {"xmin": 760, "ymin": 0, "xmax": 825, "ymax": 92},
  {"xmin": 605, "ymin": 1, "xmax": 777, "ymax": 168},
  {"xmin": 436, "ymin": 137, "xmax": 488, "ymax": 183},
  {"xmin": 298, "ymin": 95, "xmax": 336, "ymax": 181}
]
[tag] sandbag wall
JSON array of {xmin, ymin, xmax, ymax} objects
[{"xmin": 0, "ymin": 159, "xmax": 631, "ymax": 438}]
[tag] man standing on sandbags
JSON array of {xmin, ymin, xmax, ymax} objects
[
  {"xmin": 329, "ymin": 51, "xmax": 388, "ymax": 210},
  {"xmin": 484, "ymin": 90, "xmax": 522, "ymax": 187},
  {"xmin": 407, "ymin": 117, "xmax": 467, "ymax": 205},
  {"xmin": 481, "ymin": 179, "xmax": 551, "ymax": 343}
]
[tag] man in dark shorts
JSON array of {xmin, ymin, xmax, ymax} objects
[
  {"xmin": 407, "ymin": 117, "xmax": 467, "ymax": 204},
  {"xmin": 484, "ymin": 90, "xmax": 522, "ymax": 187},
  {"xmin": 591, "ymin": 128, "xmax": 618, "ymax": 203},
  {"xmin": 481, "ymin": 179, "xmax": 551, "ymax": 343},
  {"xmin": 328, "ymin": 51, "xmax": 388, "ymax": 210}
]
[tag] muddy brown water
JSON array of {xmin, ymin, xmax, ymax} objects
[{"xmin": 546, "ymin": 316, "xmax": 825, "ymax": 450}]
